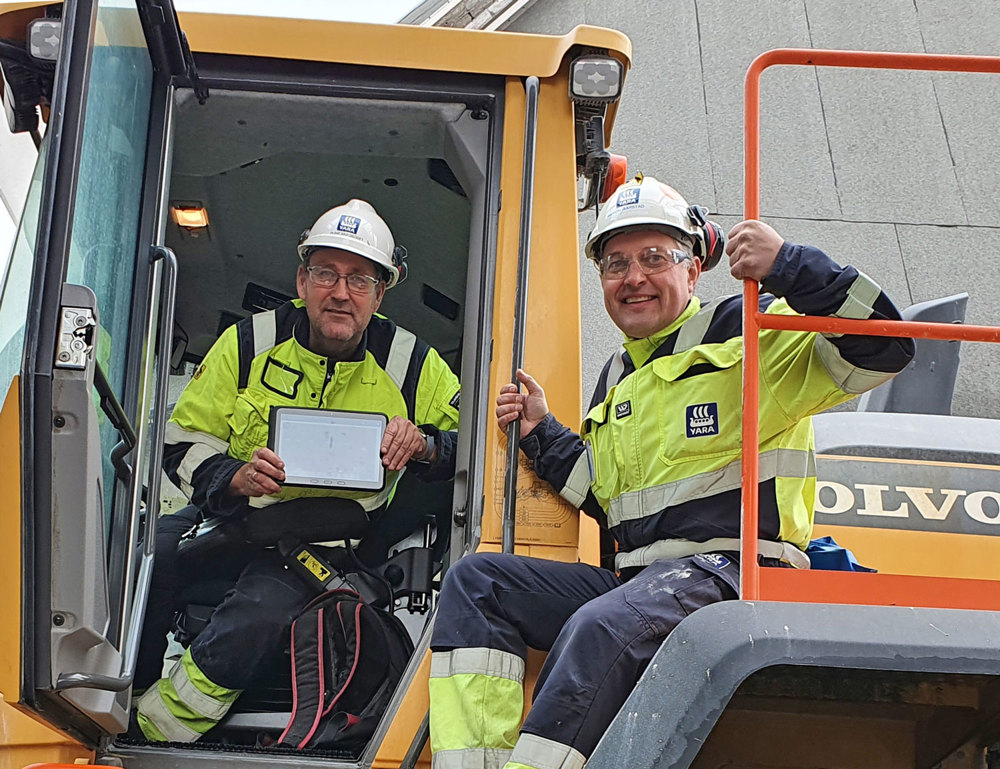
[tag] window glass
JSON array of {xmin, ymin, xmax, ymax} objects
[
  {"xmin": 64, "ymin": 0, "xmax": 153, "ymax": 516},
  {"xmin": 0, "ymin": 143, "xmax": 47, "ymax": 403}
]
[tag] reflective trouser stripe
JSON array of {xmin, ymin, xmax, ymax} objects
[
  {"xmin": 429, "ymin": 649, "xmax": 524, "ymax": 769},
  {"xmin": 136, "ymin": 648, "xmax": 241, "ymax": 743},
  {"xmin": 506, "ymin": 733, "xmax": 586, "ymax": 769},
  {"xmin": 558, "ymin": 452, "xmax": 591, "ymax": 509}
]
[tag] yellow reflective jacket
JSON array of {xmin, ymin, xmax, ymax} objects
[
  {"xmin": 519, "ymin": 243, "xmax": 914, "ymax": 566},
  {"xmin": 164, "ymin": 301, "xmax": 460, "ymax": 516}
]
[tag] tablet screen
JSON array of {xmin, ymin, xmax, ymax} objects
[{"xmin": 270, "ymin": 408, "xmax": 386, "ymax": 491}]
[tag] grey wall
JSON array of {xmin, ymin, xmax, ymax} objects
[{"xmin": 509, "ymin": 0, "xmax": 1000, "ymax": 418}]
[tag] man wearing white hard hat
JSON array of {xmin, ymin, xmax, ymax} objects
[
  {"xmin": 427, "ymin": 175, "xmax": 914, "ymax": 769},
  {"xmin": 135, "ymin": 199, "xmax": 460, "ymax": 742}
]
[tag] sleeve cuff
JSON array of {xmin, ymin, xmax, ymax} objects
[
  {"xmin": 203, "ymin": 456, "xmax": 249, "ymax": 517},
  {"xmin": 518, "ymin": 413, "xmax": 564, "ymax": 461},
  {"xmin": 760, "ymin": 241, "xmax": 799, "ymax": 297}
]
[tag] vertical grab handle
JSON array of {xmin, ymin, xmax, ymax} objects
[
  {"xmin": 55, "ymin": 245, "xmax": 177, "ymax": 692},
  {"xmin": 501, "ymin": 76, "xmax": 540, "ymax": 554}
]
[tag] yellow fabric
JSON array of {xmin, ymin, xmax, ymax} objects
[
  {"xmin": 137, "ymin": 648, "xmax": 241, "ymax": 741},
  {"xmin": 429, "ymin": 672, "xmax": 524, "ymax": 754}
]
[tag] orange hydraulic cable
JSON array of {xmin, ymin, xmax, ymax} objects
[{"xmin": 741, "ymin": 48, "xmax": 1000, "ymax": 600}]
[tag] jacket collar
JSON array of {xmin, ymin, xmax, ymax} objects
[{"xmin": 622, "ymin": 297, "xmax": 702, "ymax": 369}]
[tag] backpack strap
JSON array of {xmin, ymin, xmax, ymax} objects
[{"xmin": 277, "ymin": 599, "xmax": 330, "ymax": 748}]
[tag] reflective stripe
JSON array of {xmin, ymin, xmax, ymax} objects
[
  {"xmin": 431, "ymin": 748, "xmax": 513, "ymax": 769},
  {"xmin": 165, "ymin": 423, "xmax": 231, "ymax": 497},
  {"xmin": 615, "ymin": 537, "xmax": 811, "ymax": 570},
  {"xmin": 509, "ymin": 733, "xmax": 586, "ymax": 769},
  {"xmin": 170, "ymin": 657, "xmax": 233, "ymax": 721},
  {"xmin": 834, "ymin": 271, "xmax": 882, "ymax": 321},
  {"xmin": 605, "ymin": 348, "xmax": 626, "ymax": 390},
  {"xmin": 136, "ymin": 682, "xmax": 202, "ymax": 743},
  {"xmin": 558, "ymin": 452, "xmax": 591, "ymax": 509},
  {"xmin": 252, "ymin": 309, "xmax": 277, "ymax": 355},
  {"xmin": 673, "ymin": 297, "xmax": 721, "ymax": 353},
  {"xmin": 164, "ymin": 422, "xmax": 228, "ymax": 453},
  {"xmin": 606, "ymin": 448, "xmax": 811, "ymax": 526},
  {"xmin": 815, "ymin": 335, "xmax": 898, "ymax": 395},
  {"xmin": 430, "ymin": 648, "xmax": 525, "ymax": 682},
  {"xmin": 386, "ymin": 326, "xmax": 417, "ymax": 391}
]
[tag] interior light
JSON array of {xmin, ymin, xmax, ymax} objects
[
  {"xmin": 172, "ymin": 204, "xmax": 209, "ymax": 229},
  {"xmin": 569, "ymin": 55, "xmax": 623, "ymax": 105}
]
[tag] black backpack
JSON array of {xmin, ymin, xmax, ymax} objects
[{"xmin": 277, "ymin": 589, "xmax": 414, "ymax": 750}]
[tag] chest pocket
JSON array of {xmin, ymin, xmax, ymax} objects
[
  {"xmin": 228, "ymin": 390, "xmax": 271, "ymax": 462},
  {"xmin": 581, "ymin": 398, "xmax": 623, "ymax": 505},
  {"xmin": 647, "ymin": 344, "xmax": 743, "ymax": 467}
]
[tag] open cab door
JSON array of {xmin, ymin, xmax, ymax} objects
[{"xmin": 1, "ymin": 0, "xmax": 200, "ymax": 745}]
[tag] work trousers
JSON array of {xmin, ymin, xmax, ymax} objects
[
  {"xmin": 428, "ymin": 552, "xmax": 739, "ymax": 769},
  {"xmin": 135, "ymin": 506, "xmax": 317, "ymax": 741}
]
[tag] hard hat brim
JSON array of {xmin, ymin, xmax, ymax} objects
[{"xmin": 585, "ymin": 220, "xmax": 698, "ymax": 261}]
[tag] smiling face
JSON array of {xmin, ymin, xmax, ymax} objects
[
  {"xmin": 297, "ymin": 247, "xmax": 385, "ymax": 358},
  {"xmin": 599, "ymin": 228, "xmax": 701, "ymax": 339}
]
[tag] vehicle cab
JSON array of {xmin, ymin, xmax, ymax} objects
[{"xmin": 0, "ymin": 1, "xmax": 630, "ymax": 766}]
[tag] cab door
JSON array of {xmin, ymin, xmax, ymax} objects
[{"xmin": 4, "ymin": 0, "xmax": 197, "ymax": 744}]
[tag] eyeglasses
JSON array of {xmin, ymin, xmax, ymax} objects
[
  {"xmin": 305, "ymin": 265, "xmax": 381, "ymax": 294},
  {"xmin": 599, "ymin": 247, "xmax": 692, "ymax": 279}
]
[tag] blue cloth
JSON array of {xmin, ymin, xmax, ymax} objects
[{"xmin": 807, "ymin": 536, "xmax": 876, "ymax": 572}]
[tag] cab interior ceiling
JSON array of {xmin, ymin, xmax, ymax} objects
[{"xmin": 166, "ymin": 88, "xmax": 473, "ymax": 371}]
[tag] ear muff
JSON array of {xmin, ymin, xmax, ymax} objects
[
  {"xmin": 686, "ymin": 205, "xmax": 726, "ymax": 271},
  {"xmin": 392, "ymin": 245, "xmax": 408, "ymax": 285}
]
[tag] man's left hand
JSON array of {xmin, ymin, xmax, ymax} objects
[
  {"xmin": 381, "ymin": 416, "xmax": 433, "ymax": 470},
  {"xmin": 726, "ymin": 219, "xmax": 784, "ymax": 282}
]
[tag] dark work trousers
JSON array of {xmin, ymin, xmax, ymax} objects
[
  {"xmin": 187, "ymin": 548, "xmax": 316, "ymax": 690},
  {"xmin": 135, "ymin": 505, "xmax": 317, "ymax": 692},
  {"xmin": 430, "ymin": 551, "xmax": 740, "ymax": 758},
  {"xmin": 135, "ymin": 504, "xmax": 202, "ymax": 691}
]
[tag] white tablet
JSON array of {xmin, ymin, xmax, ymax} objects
[{"xmin": 268, "ymin": 407, "xmax": 387, "ymax": 491}]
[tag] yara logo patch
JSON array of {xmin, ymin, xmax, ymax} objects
[
  {"xmin": 617, "ymin": 187, "xmax": 640, "ymax": 206},
  {"xmin": 686, "ymin": 402, "xmax": 718, "ymax": 437},
  {"xmin": 337, "ymin": 215, "xmax": 361, "ymax": 234}
]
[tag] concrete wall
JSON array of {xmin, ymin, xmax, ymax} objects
[{"xmin": 510, "ymin": 0, "xmax": 1000, "ymax": 418}]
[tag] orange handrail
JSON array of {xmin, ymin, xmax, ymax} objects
[{"xmin": 741, "ymin": 48, "xmax": 1000, "ymax": 600}]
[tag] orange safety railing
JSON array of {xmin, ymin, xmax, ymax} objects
[{"xmin": 741, "ymin": 48, "xmax": 1000, "ymax": 609}]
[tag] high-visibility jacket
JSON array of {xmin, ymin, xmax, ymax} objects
[
  {"xmin": 164, "ymin": 300, "xmax": 461, "ymax": 517},
  {"xmin": 519, "ymin": 242, "xmax": 914, "ymax": 568}
]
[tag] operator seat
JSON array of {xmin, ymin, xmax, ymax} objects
[{"xmin": 856, "ymin": 292, "xmax": 968, "ymax": 415}]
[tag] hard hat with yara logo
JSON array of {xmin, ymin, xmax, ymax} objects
[
  {"xmin": 297, "ymin": 199, "xmax": 408, "ymax": 287},
  {"xmin": 584, "ymin": 174, "xmax": 726, "ymax": 271}
]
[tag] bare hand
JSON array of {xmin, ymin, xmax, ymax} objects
[
  {"xmin": 381, "ymin": 416, "xmax": 431, "ymax": 471},
  {"xmin": 229, "ymin": 447, "xmax": 285, "ymax": 497},
  {"xmin": 726, "ymin": 220, "xmax": 785, "ymax": 282},
  {"xmin": 496, "ymin": 369, "xmax": 549, "ymax": 436}
]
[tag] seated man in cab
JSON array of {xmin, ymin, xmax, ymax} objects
[
  {"xmin": 135, "ymin": 199, "xmax": 460, "ymax": 742},
  {"xmin": 427, "ymin": 175, "xmax": 914, "ymax": 769}
]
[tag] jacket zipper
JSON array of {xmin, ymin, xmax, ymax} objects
[{"xmin": 318, "ymin": 359, "xmax": 334, "ymax": 405}]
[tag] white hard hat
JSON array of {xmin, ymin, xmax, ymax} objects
[
  {"xmin": 584, "ymin": 175, "xmax": 701, "ymax": 262},
  {"xmin": 297, "ymin": 199, "xmax": 405, "ymax": 288}
]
